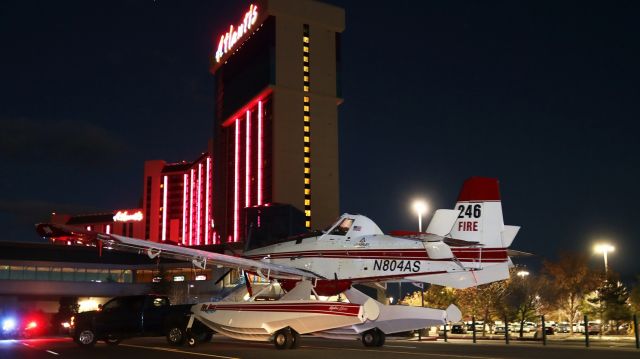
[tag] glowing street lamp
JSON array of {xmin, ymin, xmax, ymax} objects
[
  {"xmin": 516, "ymin": 270, "xmax": 530, "ymax": 279},
  {"xmin": 412, "ymin": 200, "xmax": 428, "ymax": 232},
  {"xmin": 594, "ymin": 243, "xmax": 615, "ymax": 274}
]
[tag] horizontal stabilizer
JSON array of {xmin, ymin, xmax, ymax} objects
[
  {"xmin": 425, "ymin": 209, "xmax": 459, "ymax": 237},
  {"xmin": 501, "ymin": 225, "xmax": 520, "ymax": 247},
  {"xmin": 506, "ymin": 249, "xmax": 534, "ymax": 257}
]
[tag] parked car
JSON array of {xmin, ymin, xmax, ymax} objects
[
  {"xmin": 494, "ymin": 324, "xmax": 509, "ymax": 334},
  {"xmin": 451, "ymin": 323, "xmax": 467, "ymax": 334},
  {"xmin": 556, "ymin": 323, "xmax": 570, "ymax": 333},
  {"xmin": 510, "ymin": 322, "xmax": 536, "ymax": 333}
]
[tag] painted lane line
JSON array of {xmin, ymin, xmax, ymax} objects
[
  {"xmin": 120, "ymin": 344, "xmax": 240, "ymax": 359},
  {"xmin": 385, "ymin": 345, "xmax": 417, "ymax": 348},
  {"xmin": 46, "ymin": 350, "xmax": 59, "ymax": 355},
  {"xmin": 300, "ymin": 345, "xmax": 503, "ymax": 359}
]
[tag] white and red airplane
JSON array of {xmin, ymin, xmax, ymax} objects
[{"xmin": 36, "ymin": 177, "xmax": 520, "ymax": 349}]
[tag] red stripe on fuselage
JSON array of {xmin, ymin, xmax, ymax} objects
[{"xmin": 245, "ymin": 248, "xmax": 508, "ymax": 262}]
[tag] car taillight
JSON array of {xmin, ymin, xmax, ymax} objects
[
  {"xmin": 26, "ymin": 321, "xmax": 37, "ymax": 330},
  {"xmin": 70, "ymin": 316, "xmax": 75, "ymax": 327}
]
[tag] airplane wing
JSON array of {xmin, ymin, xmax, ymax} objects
[{"xmin": 35, "ymin": 223, "xmax": 322, "ymax": 280}]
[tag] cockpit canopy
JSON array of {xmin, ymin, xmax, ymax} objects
[{"xmin": 325, "ymin": 214, "xmax": 383, "ymax": 237}]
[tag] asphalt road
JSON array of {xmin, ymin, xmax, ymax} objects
[{"xmin": 2, "ymin": 335, "xmax": 639, "ymax": 359}]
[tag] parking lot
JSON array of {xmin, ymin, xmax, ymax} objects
[{"xmin": 2, "ymin": 335, "xmax": 639, "ymax": 359}]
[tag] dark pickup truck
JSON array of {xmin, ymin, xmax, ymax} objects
[{"xmin": 70, "ymin": 294, "xmax": 212, "ymax": 347}]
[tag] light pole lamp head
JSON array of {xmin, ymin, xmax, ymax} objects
[
  {"xmin": 412, "ymin": 200, "xmax": 428, "ymax": 216},
  {"xmin": 594, "ymin": 243, "xmax": 615, "ymax": 254}
]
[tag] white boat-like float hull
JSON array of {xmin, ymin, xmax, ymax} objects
[{"xmin": 192, "ymin": 299, "xmax": 380, "ymax": 342}]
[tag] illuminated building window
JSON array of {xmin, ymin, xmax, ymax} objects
[{"xmin": 303, "ymin": 23, "xmax": 311, "ymax": 229}]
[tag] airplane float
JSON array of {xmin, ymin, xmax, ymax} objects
[{"xmin": 36, "ymin": 177, "xmax": 520, "ymax": 350}]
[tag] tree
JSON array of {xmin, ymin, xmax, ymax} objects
[
  {"xmin": 503, "ymin": 274, "xmax": 545, "ymax": 338},
  {"xmin": 457, "ymin": 281, "xmax": 507, "ymax": 335},
  {"xmin": 596, "ymin": 276, "xmax": 632, "ymax": 334},
  {"xmin": 542, "ymin": 252, "xmax": 600, "ymax": 333},
  {"xmin": 630, "ymin": 276, "xmax": 640, "ymax": 314},
  {"xmin": 401, "ymin": 285, "xmax": 458, "ymax": 309}
]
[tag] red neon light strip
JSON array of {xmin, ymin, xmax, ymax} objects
[
  {"xmin": 182, "ymin": 173, "xmax": 188, "ymax": 245},
  {"xmin": 162, "ymin": 175, "xmax": 168, "ymax": 241},
  {"xmin": 197, "ymin": 163, "xmax": 202, "ymax": 245},
  {"xmin": 234, "ymin": 119, "xmax": 240, "ymax": 242},
  {"xmin": 205, "ymin": 156, "xmax": 211, "ymax": 245},
  {"xmin": 190, "ymin": 169, "xmax": 195, "ymax": 246},
  {"xmin": 245, "ymin": 110, "xmax": 251, "ymax": 207},
  {"xmin": 257, "ymin": 100, "xmax": 263, "ymax": 205}
]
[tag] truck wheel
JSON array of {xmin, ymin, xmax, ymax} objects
[
  {"xmin": 75, "ymin": 328, "xmax": 97, "ymax": 347},
  {"xmin": 290, "ymin": 329, "xmax": 301, "ymax": 349},
  {"xmin": 273, "ymin": 329, "xmax": 293, "ymax": 350},
  {"xmin": 166, "ymin": 326, "xmax": 186, "ymax": 346},
  {"xmin": 375, "ymin": 330, "xmax": 386, "ymax": 347},
  {"xmin": 362, "ymin": 329, "xmax": 379, "ymax": 347}
]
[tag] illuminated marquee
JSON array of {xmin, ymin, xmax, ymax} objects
[
  {"xmin": 113, "ymin": 210, "xmax": 143, "ymax": 222},
  {"xmin": 214, "ymin": 4, "xmax": 259, "ymax": 63}
]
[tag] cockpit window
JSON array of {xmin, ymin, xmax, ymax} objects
[{"xmin": 330, "ymin": 218, "xmax": 354, "ymax": 236}]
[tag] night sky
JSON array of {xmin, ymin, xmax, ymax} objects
[{"xmin": 1, "ymin": 1, "xmax": 638, "ymax": 279}]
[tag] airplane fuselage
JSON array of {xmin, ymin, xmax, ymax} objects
[{"xmin": 244, "ymin": 233, "xmax": 508, "ymax": 294}]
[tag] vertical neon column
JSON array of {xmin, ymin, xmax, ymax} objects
[
  {"xmin": 189, "ymin": 168, "xmax": 195, "ymax": 246},
  {"xmin": 257, "ymin": 100, "xmax": 263, "ymax": 206},
  {"xmin": 234, "ymin": 119, "xmax": 240, "ymax": 242},
  {"xmin": 197, "ymin": 163, "xmax": 202, "ymax": 245},
  {"xmin": 245, "ymin": 110, "xmax": 251, "ymax": 207},
  {"xmin": 182, "ymin": 173, "xmax": 188, "ymax": 245},
  {"xmin": 161, "ymin": 175, "xmax": 168, "ymax": 241},
  {"xmin": 205, "ymin": 156, "xmax": 211, "ymax": 245}
]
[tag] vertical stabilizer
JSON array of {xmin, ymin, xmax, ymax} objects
[{"xmin": 450, "ymin": 177, "xmax": 510, "ymax": 248}]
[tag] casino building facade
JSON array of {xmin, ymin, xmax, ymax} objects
[
  {"xmin": 211, "ymin": 0, "xmax": 345, "ymax": 243},
  {"xmin": 42, "ymin": 0, "xmax": 345, "ymax": 247}
]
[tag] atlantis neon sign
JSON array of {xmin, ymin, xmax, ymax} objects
[
  {"xmin": 113, "ymin": 210, "xmax": 143, "ymax": 222},
  {"xmin": 214, "ymin": 4, "xmax": 259, "ymax": 63}
]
